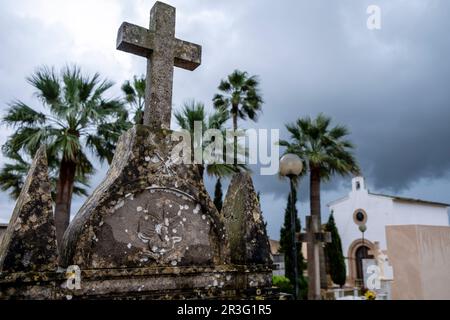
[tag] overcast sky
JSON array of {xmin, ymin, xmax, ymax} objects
[{"xmin": 0, "ymin": 0, "xmax": 449, "ymax": 239}]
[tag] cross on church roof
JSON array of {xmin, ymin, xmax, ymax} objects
[{"xmin": 117, "ymin": 1, "xmax": 202, "ymax": 129}]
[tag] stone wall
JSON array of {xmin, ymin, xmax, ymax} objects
[
  {"xmin": 0, "ymin": 224, "xmax": 7, "ymax": 246},
  {"xmin": 386, "ymin": 225, "xmax": 450, "ymax": 300}
]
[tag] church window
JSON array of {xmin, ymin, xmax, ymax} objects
[
  {"xmin": 356, "ymin": 211, "xmax": 364, "ymax": 222},
  {"xmin": 353, "ymin": 208, "xmax": 368, "ymax": 226}
]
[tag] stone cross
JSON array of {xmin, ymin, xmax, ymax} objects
[
  {"xmin": 297, "ymin": 215, "xmax": 331, "ymax": 299},
  {"xmin": 297, "ymin": 216, "xmax": 331, "ymax": 245},
  {"xmin": 117, "ymin": 1, "xmax": 202, "ymax": 129}
]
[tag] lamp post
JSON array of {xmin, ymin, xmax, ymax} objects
[
  {"xmin": 280, "ymin": 154, "xmax": 303, "ymax": 300},
  {"xmin": 359, "ymin": 224, "xmax": 367, "ymax": 245},
  {"xmin": 358, "ymin": 224, "xmax": 367, "ymax": 289}
]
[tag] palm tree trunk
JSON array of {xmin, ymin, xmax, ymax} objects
[
  {"xmin": 54, "ymin": 157, "xmax": 76, "ymax": 246},
  {"xmin": 232, "ymin": 107, "xmax": 238, "ymax": 168},
  {"xmin": 310, "ymin": 167, "xmax": 321, "ymax": 219}
]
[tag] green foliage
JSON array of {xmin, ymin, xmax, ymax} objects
[
  {"xmin": 121, "ymin": 75, "xmax": 146, "ymax": 124},
  {"xmin": 279, "ymin": 186, "xmax": 307, "ymax": 291},
  {"xmin": 212, "ymin": 70, "xmax": 263, "ymax": 127},
  {"xmin": 279, "ymin": 113, "xmax": 360, "ymax": 180},
  {"xmin": 0, "ymin": 150, "xmax": 89, "ymax": 200},
  {"xmin": 174, "ymin": 100, "xmax": 248, "ymax": 177},
  {"xmin": 298, "ymin": 276, "xmax": 308, "ymax": 299},
  {"xmin": 0, "ymin": 65, "xmax": 130, "ymax": 200},
  {"xmin": 280, "ymin": 114, "xmax": 359, "ymax": 293},
  {"xmin": 272, "ymin": 275, "xmax": 308, "ymax": 299},
  {"xmin": 324, "ymin": 214, "xmax": 347, "ymax": 287},
  {"xmin": 213, "ymin": 70, "xmax": 263, "ymax": 167},
  {"xmin": 213, "ymin": 178, "xmax": 223, "ymax": 212},
  {"xmin": 272, "ymin": 275, "xmax": 293, "ymax": 294}
]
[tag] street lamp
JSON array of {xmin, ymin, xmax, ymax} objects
[
  {"xmin": 358, "ymin": 224, "xmax": 368, "ymax": 289},
  {"xmin": 359, "ymin": 224, "xmax": 367, "ymax": 245},
  {"xmin": 279, "ymin": 154, "xmax": 303, "ymax": 299}
]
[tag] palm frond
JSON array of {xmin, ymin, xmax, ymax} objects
[
  {"xmin": 218, "ymin": 80, "xmax": 231, "ymax": 92},
  {"xmin": 228, "ymin": 70, "xmax": 247, "ymax": 88},
  {"xmin": 174, "ymin": 100, "xmax": 206, "ymax": 133},
  {"xmin": 0, "ymin": 161, "xmax": 29, "ymax": 199},
  {"xmin": 5, "ymin": 126, "xmax": 53, "ymax": 156},
  {"xmin": 212, "ymin": 94, "xmax": 229, "ymax": 110},
  {"xmin": 2, "ymin": 101, "xmax": 47, "ymax": 127},
  {"xmin": 1, "ymin": 64, "xmax": 129, "ymax": 206},
  {"xmin": 208, "ymin": 107, "xmax": 229, "ymax": 129},
  {"xmin": 282, "ymin": 114, "xmax": 360, "ymax": 180},
  {"xmin": 27, "ymin": 66, "xmax": 60, "ymax": 106},
  {"xmin": 213, "ymin": 70, "xmax": 263, "ymax": 124}
]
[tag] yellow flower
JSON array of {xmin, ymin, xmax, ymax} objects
[{"xmin": 364, "ymin": 290, "xmax": 376, "ymax": 300}]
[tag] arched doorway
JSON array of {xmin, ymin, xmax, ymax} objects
[
  {"xmin": 347, "ymin": 239, "xmax": 376, "ymax": 286},
  {"xmin": 355, "ymin": 245, "xmax": 373, "ymax": 282}
]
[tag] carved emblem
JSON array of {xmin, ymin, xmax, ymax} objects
[
  {"xmin": 137, "ymin": 188, "xmax": 201, "ymax": 262},
  {"xmin": 104, "ymin": 187, "xmax": 211, "ymax": 266}
]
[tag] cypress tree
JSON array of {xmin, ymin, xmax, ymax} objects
[
  {"xmin": 324, "ymin": 214, "xmax": 346, "ymax": 287},
  {"xmin": 213, "ymin": 178, "xmax": 223, "ymax": 212},
  {"xmin": 279, "ymin": 188, "xmax": 306, "ymax": 293}
]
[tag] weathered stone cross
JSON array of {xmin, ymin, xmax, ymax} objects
[
  {"xmin": 297, "ymin": 216, "xmax": 332, "ymax": 245},
  {"xmin": 297, "ymin": 215, "xmax": 331, "ymax": 300},
  {"xmin": 117, "ymin": 1, "xmax": 202, "ymax": 129}
]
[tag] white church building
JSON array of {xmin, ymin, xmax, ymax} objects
[{"xmin": 328, "ymin": 176, "xmax": 450, "ymax": 287}]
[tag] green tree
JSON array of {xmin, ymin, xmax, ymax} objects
[
  {"xmin": 0, "ymin": 150, "xmax": 89, "ymax": 200},
  {"xmin": 272, "ymin": 275, "xmax": 294, "ymax": 294},
  {"xmin": 279, "ymin": 186, "xmax": 307, "ymax": 296},
  {"xmin": 121, "ymin": 75, "xmax": 145, "ymax": 124},
  {"xmin": 280, "ymin": 113, "xmax": 359, "ymax": 295},
  {"xmin": 213, "ymin": 177, "xmax": 223, "ymax": 212},
  {"xmin": 324, "ymin": 214, "xmax": 347, "ymax": 287},
  {"xmin": 212, "ymin": 70, "xmax": 263, "ymax": 165},
  {"xmin": 174, "ymin": 100, "xmax": 247, "ymax": 211},
  {"xmin": 1, "ymin": 65, "xmax": 129, "ymax": 243}
]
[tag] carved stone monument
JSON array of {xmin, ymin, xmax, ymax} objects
[
  {"xmin": 0, "ymin": 1, "xmax": 273, "ymax": 299},
  {"xmin": 0, "ymin": 146, "xmax": 57, "ymax": 273},
  {"xmin": 222, "ymin": 173, "xmax": 271, "ymax": 266}
]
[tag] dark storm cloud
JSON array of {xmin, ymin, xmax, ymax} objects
[
  {"xmin": 211, "ymin": 0, "xmax": 450, "ymax": 193},
  {"xmin": 193, "ymin": 0, "xmax": 450, "ymax": 236}
]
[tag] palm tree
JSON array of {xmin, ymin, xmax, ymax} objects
[
  {"xmin": 121, "ymin": 75, "xmax": 145, "ymax": 124},
  {"xmin": 212, "ymin": 70, "xmax": 263, "ymax": 165},
  {"xmin": 174, "ymin": 100, "xmax": 247, "ymax": 211},
  {"xmin": 1, "ymin": 65, "xmax": 130, "ymax": 243},
  {"xmin": 280, "ymin": 113, "xmax": 360, "ymax": 298},
  {"xmin": 0, "ymin": 149, "xmax": 89, "ymax": 200}
]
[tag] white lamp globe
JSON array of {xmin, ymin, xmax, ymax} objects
[{"xmin": 279, "ymin": 154, "xmax": 303, "ymax": 177}]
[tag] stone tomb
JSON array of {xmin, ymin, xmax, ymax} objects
[
  {"xmin": 0, "ymin": 128, "xmax": 273, "ymax": 300},
  {"xmin": 0, "ymin": 2, "xmax": 273, "ymax": 299},
  {"xmin": 59, "ymin": 127, "xmax": 227, "ymax": 271}
]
